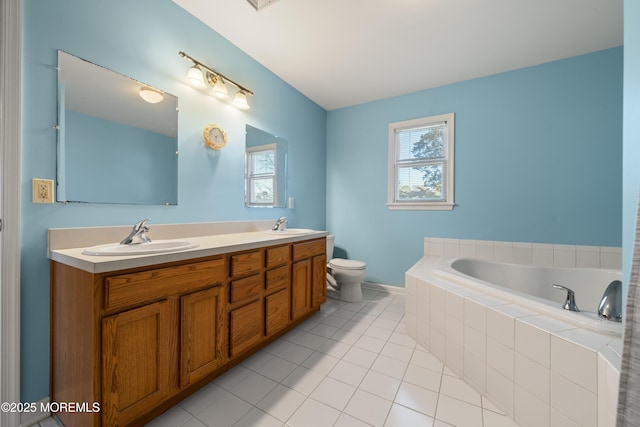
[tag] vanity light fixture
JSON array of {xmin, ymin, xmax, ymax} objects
[
  {"xmin": 179, "ymin": 51, "xmax": 254, "ymax": 110},
  {"xmin": 233, "ymin": 90, "xmax": 250, "ymax": 110},
  {"xmin": 139, "ymin": 87, "xmax": 164, "ymax": 104},
  {"xmin": 186, "ymin": 65, "xmax": 207, "ymax": 89}
]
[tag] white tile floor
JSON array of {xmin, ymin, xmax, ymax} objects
[
  {"xmin": 41, "ymin": 287, "xmax": 520, "ymax": 427},
  {"xmin": 146, "ymin": 287, "xmax": 519, "ymax": 427}
]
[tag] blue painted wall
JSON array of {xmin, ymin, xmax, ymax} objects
[
  {"xmin": 327, "ymin": 48, "xmax": 623, "ymax": 286},
  {"xmin": 65, "ymin": 111, "xmax": 178, "ymax": 204},
  {"xmin": 21, "ymin": 0, "xmax": 326, "ymax": 402},
  {"xmin": 623, "ymin": 1, "xmax": 640, "ymax": 308},
  {"xmin": 21, "ymin": 0, "xmax": 625, "ymax": 405}
]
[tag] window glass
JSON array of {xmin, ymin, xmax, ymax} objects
[
  {"xmin": 388, "ymin": 113, "xmax": 454, "ymax": 210},
  {"xmin": 246, "ymin": 144, "xmax": 278, "ymax": 206}
]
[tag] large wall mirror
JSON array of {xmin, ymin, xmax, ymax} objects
[
  {"xmin": 245, "ymin": 125, "xmax": 287, "ymax": 208},
  {"xmin": 56, "ymin": 51, "xmax": 179, "ymax": 205}
]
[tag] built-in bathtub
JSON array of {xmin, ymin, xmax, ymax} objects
[
  {"xmin": 405, "ymin": 238, "xmax": 623, "ymax": 427},
  {"xmin": 444, "ymin": 257, "xmax": 622, "ymax": 335}
]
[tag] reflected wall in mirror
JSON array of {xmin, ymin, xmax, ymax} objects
[
  {"xmin": 57, "ymin": 50, "xmax": 179, "ymax": 205},
  {"xmin": 245, "ymin": 125, "xmax": 287, "ymax": 208}
]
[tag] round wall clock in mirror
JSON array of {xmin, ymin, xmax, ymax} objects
[{"xmin": 203, "ymin": 124, "xmax": 227, "ymax": 150}]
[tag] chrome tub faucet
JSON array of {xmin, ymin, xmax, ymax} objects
[
  {"xmin": 552, "ymin": 284, "xmax": 580, "ymax": 312},
  {"xmin": 598, "ymin": 280, "xmax": 623, "ymax": 322},
  {"xmin": 272, "ymin": 217, "xmax": 288, "ymax": 231},
  {"xmin": 120, "ymin": 219, "xmax": 151, "ymax": 245}
]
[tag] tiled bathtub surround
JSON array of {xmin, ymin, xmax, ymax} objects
[
  {"xmin": 424, "ymin": 237, "xmax": 622, "ymax": 269},
  {"xmin": 406, "ymin": 238, "xmax": 622, "ymax": 427}
]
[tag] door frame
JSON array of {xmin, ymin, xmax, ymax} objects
[{"xmin": 1, "ymin": 1, "xmax": 22, "ymax": 426}]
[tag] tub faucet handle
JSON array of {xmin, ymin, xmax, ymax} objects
[{"xmin": 552, "ymin": 284, "xmax": 580, "ymax": 312}]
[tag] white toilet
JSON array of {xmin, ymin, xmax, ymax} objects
[{"xmin": 325, "ymin": 235, "xmax": 366, "ymax": 302}]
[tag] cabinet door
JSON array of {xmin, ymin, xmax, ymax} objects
[
  {"xmin": 265, "ymin": 288, "xmax": 290, "ymax": 337},
  {"xmin": 312, "ymin": 254, "xmax": 327, "ymax": 307},
  {"xmin": 102, "ymin": 301, "xmax": 170, "ymax": 427},
  {"xmin": 291, "ymin": 259, "xmax": 312, "ymax": 320},
  {"xmin": 181, "ymin": 286, "xmax": 226, "ymax": 387},
  {"xmin": 229, "ymin": 300, "xmax": 263, "ymax": 358}
]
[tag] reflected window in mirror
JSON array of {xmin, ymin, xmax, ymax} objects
[
  {"xmin": 247, "ymin": 144, "xmax": 277, "ymax": 206},
  {"xmin": 56, "ymin": 51, "xmax": 179, "ymax": 205},
  {"xmin": 245, "ymin": 125, "xmax": 287, "ymax": 208}
]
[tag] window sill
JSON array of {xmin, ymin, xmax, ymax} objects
[{"xmin": 387, "ymin": 202, "xmax": 455, "ymax": 211}]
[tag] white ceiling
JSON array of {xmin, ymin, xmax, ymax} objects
[{"xmin": 173, "ymin": 0, "xmax": 623, "ymax": 111}]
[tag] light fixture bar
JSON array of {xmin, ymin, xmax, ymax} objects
[{"xmin": 179, "ymin": 51, "xmax": 254, "ymax": 96}]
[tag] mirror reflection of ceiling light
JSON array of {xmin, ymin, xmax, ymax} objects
[
  {"xmin": 139, "ymin": 87, "xmax": 164, "ymax": 104},
  {"xmin": 179, "ymin": 51, "xmax": 254, "ymax": 110}
]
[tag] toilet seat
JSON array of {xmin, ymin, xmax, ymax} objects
[{"xmin": 329, "ymin": 258, "xmax": 366, "ymax": 270}]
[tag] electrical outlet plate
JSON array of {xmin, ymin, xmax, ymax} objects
[{"xmin": 32, "ymin": 178, "xmax": 54, "ymax": 203}]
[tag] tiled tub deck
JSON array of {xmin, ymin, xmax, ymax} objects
[{"xmin": 405, "ymin": 238, "xmax": 622, "ymax": 427}]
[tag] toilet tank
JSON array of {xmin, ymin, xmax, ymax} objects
[{"xmin": 326, "ymin": 235, "xmax": 335, "ymax": 259}]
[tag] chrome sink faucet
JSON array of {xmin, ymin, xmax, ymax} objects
[
  {"xmin": 120, "ymin": 219, "xmax": 152, "ymax": 245},
  {"xmin": 272, "ymin": 217, "xmax": 288, "ymax": 231}
]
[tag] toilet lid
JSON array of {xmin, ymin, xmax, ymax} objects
[{"xmin": 329, "ymin": 258, "xmax": 366, "ymax": 270}]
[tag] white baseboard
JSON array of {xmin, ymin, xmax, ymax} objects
[
  {"xmin": 362, "ymin": 281, "xmax": 405, "ymax": 295},
  {"xmin": 20, "ymin": 397, "xmax": 51, "ymax": 427}
]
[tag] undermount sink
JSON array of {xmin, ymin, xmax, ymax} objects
[
  {"xmin": 82, "ymin": 240, "xmax": 199, "ymax": 256},
  {"xmin": 264, "ymin": 228, "xmax": 316, "ymax": 235}
]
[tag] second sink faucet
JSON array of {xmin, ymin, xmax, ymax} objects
[
  {"xmin": 272, "ymin": 217, "xmax": 288, "ymax": 231},
  {"xmin": 120, "ymin": 219, "xmax": 152, "ymax": 245}
]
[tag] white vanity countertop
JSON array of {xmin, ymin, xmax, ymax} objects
[{"xmin": 48, "ymin": 220, "xmax": 328, "ymax": 274}]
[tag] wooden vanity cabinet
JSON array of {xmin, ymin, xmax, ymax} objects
[
  {"xmin": 180, "ymin": 285, "xmax": 226, "ymax": 387},
  {"xmin": 291, "ymin": 239, "xmax": 327, "ymax": 320},
  {"xmin": 229, "ymin": 249, "xmax": 264, "ymax": 358},
  {"xmin": 101, "ymin": 257, "xmax": 227, "ymax": 427},
  {"xmin": 50, "ymin": 237, "xmax": 326, "ymax": 427},
  {"xmin": 102, "ymin": 300, "xmax": 171, "ymax": 427},
  {"xmin": 265, "ymin": 245, "xmax": 292, "ymax": 338}
]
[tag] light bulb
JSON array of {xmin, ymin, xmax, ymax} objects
[
  {"xmin": 233, "ymin": 91, "xmax": 250, "ymax": 110},
  {"xmin": 212, "ymin": 78, "xmax": 228, "ymax": 99},
  {"xmin": 186, "ymin": 66, "xmax": 206, "ymax": 89}
]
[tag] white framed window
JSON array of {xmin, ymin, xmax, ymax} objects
[
  {"xmin": 246, "ymin": 143, "xmax": 278, "ymax": 207},
  {"xmin": 388, "ymin": 113, "xmax": 455, "ymax": 210}
]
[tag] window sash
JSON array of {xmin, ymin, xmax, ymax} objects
[
  {"xmin": 396, "ymin": 121, "xmax": 448, "ymax": 162},
  {"xmin": 388, "ymin": 113, "xmax": 454, "ymax": 210},
  {"xmin": 246, "ymin": 143, "xmax": 278, "ymax": 206}
]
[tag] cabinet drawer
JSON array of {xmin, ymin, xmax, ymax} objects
[
  {"xmin": 105, "ymin": 258, "xmax": 225, "ymax": 311},
  {"xmin": 266, "ymin": 245, "xmax": 290, "ymax": 269},
  {"xmin": 230, "ymin": 250, "xmax": 263, "ymax": 278},
  {"xmin": 265, "ymin": 265, "xmax": 290, "ymax": 293},
  {"xmin": 292, "ymin": 239, "xmax": 326, "ymax": 262},
  {"xmin": 230, "ymin": 274, "xmax": 262, "ymax": 304}
]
